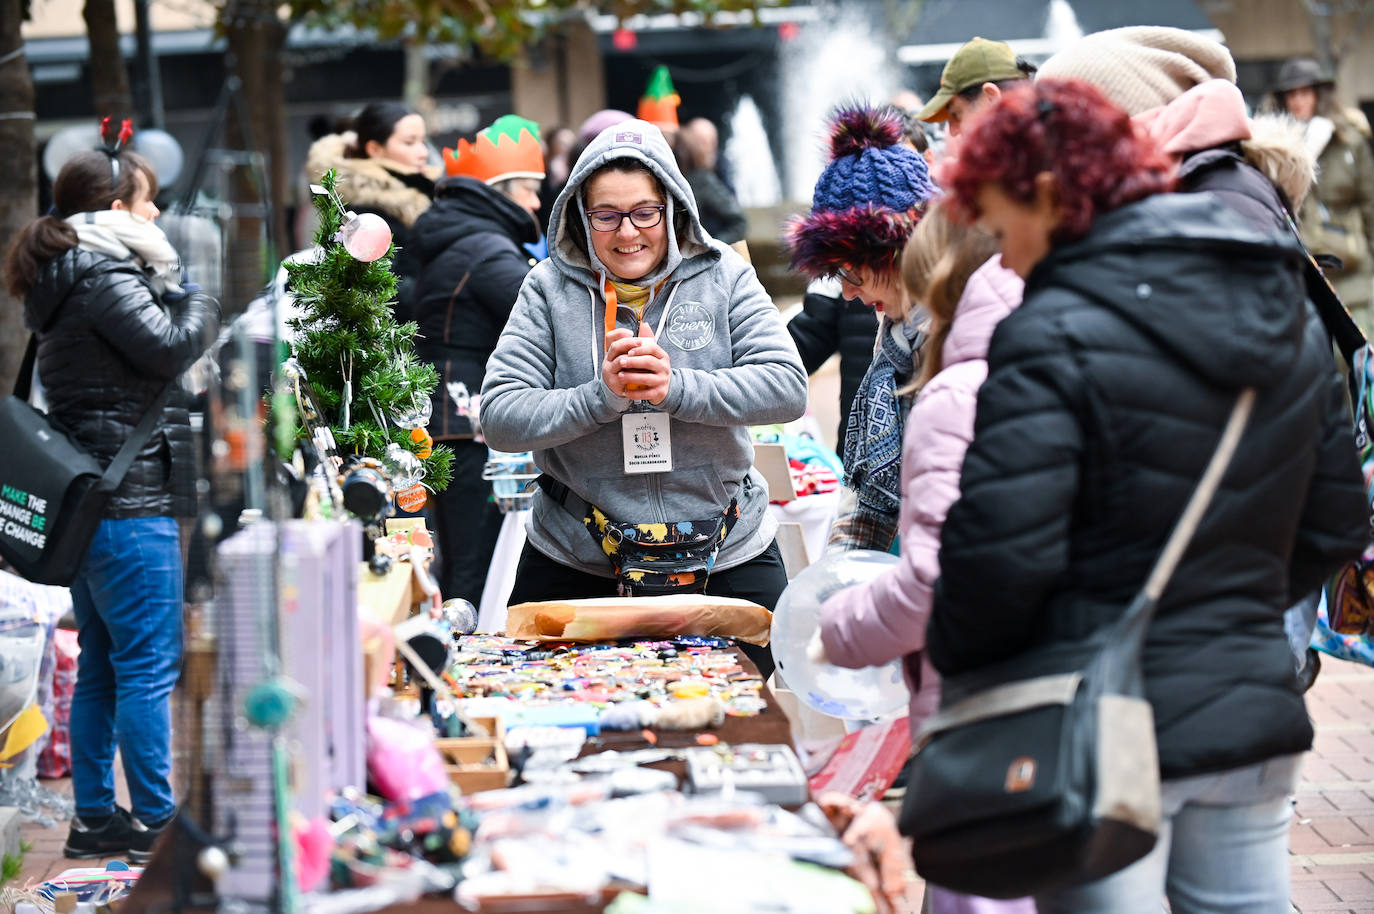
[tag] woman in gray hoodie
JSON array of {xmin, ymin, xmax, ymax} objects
[{"xmin": 480, "ymin": 120, "xmax": 807, "ymax": 674}]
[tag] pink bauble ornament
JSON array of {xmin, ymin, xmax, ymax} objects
[{"xmin": 338, "ymin": 212, "xmax": 392, "ymax": 262}]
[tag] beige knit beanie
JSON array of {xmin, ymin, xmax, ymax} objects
[{"xmin": 1037, "ymin": 26, "xmax": 1238, "ymax": 116}]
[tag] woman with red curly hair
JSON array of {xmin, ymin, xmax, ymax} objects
[{"xmin": 926, "ymin": 79, "xmax": 1367, "ymax": 911}]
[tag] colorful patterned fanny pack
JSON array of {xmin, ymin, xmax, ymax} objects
[{"xmin": 536, "ymin": 474, "xmax": 740, "ymax": 596}]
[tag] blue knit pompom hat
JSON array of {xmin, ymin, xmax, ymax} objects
[{"xmin": 787, "ymin": 105, "xmax": 936, "ymax": 279}]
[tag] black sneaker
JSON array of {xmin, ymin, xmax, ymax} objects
[
  {"xmin": 129, "ymin": 813, "xmax": 173, "ymax": 864},
  {"xmin": 63, "ymin": 807, "xmax": 133, "ymax": 858}
]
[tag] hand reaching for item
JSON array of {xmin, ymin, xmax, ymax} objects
[
  {"xmin": 818, "ymin": 792, "xmax": 910, "ymax": 914},
  {"xmin": 602, "ymin": 321, "xmax": 671, "ymax": 406}
]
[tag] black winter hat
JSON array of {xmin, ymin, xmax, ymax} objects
[{"xmin": 1273, "ymin": 58, "xmax": 1333, "ymax": 94}]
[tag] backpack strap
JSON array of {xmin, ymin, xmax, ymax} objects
[
  {"xmin": 96, "ymin": 378, "xmax": 179, "ymax": 494},
  {"xmin": 18, "ymin": 332, "xmax": 180, "ymax": 495},
  {"xmin": 12, "ymin": 336, "xmax": 36, "ymax": 401}
]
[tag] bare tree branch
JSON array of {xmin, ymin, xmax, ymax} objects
[{"xmin": 1336, "ymin": 0, "xmax": 1374, "ymax": 64}]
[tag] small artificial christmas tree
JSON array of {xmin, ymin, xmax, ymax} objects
[{"xmin": 284, "ymin": 170, "xmax": 453, "ymax": 500}]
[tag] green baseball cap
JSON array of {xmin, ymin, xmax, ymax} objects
[{"xmin": 917, "ymin": 37, "xmax": 1026, "ymax": 123}]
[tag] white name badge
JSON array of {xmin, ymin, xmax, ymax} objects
[{"xmin": 622, "ymin": 412, "xmax": 673, "ymax": 474}]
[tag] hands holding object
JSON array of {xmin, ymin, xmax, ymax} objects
[{"xmin": 602, "ymin": 321, "xmax": 671, "ymax": 406}]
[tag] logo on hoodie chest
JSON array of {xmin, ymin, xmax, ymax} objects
[{"xmin": 664, "ymin": 302, "xmax": 715, "ymax": 352}]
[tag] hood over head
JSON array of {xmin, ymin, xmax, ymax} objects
[
  {"xmin": 1134, "ymin": 80, "xmax": 1251, "ymax": 157},
  {"xmin": 1031, "ymin": 193, "xmax": 1307, "ymax": 391},
  {"xmin": 545, "ymin": 118, "xmax": 714, "ymax": 287}
]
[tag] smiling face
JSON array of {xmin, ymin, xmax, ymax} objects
[
  {"xmin": 839, "ymin": 266, "xmax": 904, "ymax": 315},
  {"xmin": 584, "ymin": 168, "xmax": 669, "ymax": 281},
  {"xmin": 975, "ymin": 180, "xmax": 1058, "ymax": 279},
  {"xmin": 369, "ymin": 113, "xmax": 430, "ymax": 170}
]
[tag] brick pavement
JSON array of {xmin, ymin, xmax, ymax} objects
[
  {"xmin": 1291, "ymin": 659, "xmax": 1374, "ymax": 913},
  {"xmin": 10, "ymin": 658, "xmax": 1374, "ymax": 911}
]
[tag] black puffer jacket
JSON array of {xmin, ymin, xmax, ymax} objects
[
  {"xmin": 24, "ymin": 248, "xmax": 218, "ymax": 518},
  {"xmin": 928, "ymin": 193, "xmax": 1367, "ymax": 779},
  {"xmin": 786, "ymin": 281, "xmax": 878, "ymax": 457},
  {"xmin": 404, "ymin": 177, "xmax": 540, "ymax": 440}
]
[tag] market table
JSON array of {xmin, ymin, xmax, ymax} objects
[{"xmin": 378, "ymin": 641, "xmax": 799, "ymax": 914}]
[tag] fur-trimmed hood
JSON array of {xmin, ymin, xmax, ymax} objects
[
  {"xmin": 305, "ymin": 132, "xmax": 440, "ymax": 228},
  {"xmin": 1243, "ymin": 114, "xmax": 1316, "ymax": 210}
]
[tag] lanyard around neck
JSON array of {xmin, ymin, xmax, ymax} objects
[{"xmin": 589, "ymin": 279, "xmax": 682, "ymax": 376}]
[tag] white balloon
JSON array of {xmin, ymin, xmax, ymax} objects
[
  {"xmin": 771, "ymin": 549, "xmax": 910, "ymax": 720},
  {"xmin": 42, "ymin": 125, "xmax": 100, "ymax": 181},
  {"xmin": 42, "ymin": 125, "xmax": 185, "ymax": 187},
  {"xmin": 132, "ymin": 129, "xmax": 185, "ymax": 186}
]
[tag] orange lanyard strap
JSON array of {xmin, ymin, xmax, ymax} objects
[{"xmin": 602, "ymin": 277, "xmax": 618, "ymax": 337}]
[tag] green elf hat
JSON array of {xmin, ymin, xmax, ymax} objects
[
  {"xmin": 637, "ymin": 65, "xmax": 681, "ymax": 130},
  {"xmin": 443, "ymin": 114, "xmax": 545, "ymax": 184}
]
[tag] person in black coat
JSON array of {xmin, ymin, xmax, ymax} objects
[
  {"xmin": 677, "ymin": 118, "xmax": 748, "ymax": 245},
  {"xmin": 932, "ymin": 80, "xmax": 1366, "ymax": 912},
  {"xmin": 404, "ymin": 115, "xmax": 544, "ymax": 606},
  {"xmin": 786, "ymin": 277, "xmax": 877, "ymax": 458},
  {"xmin": 3, "ymin": 148, "xmax": 218, "ymax": 862}
]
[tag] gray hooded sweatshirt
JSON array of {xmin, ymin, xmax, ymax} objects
[{"xmin": 480, "ymin": 120, "xmax": 808, "ymax": 578}]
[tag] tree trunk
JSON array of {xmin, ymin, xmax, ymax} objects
[
  {"xmin": 223, "ymin": 0, "xmax": 289, "ymax": 313},
  {"xmin": 0, "ymin": 0, "xmax": 38, "ymax": 393},
  {"xmin": 83, "ymin": 0, "xmax": 134, "ymax": 120}
]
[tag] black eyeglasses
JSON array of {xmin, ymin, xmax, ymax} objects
[
  {"xmin": 586, "ymin": 205, "xmax": 666, "ymax": 232},
  {"xmin": 836, "ymin": 266, "xmax": 864, "ymax": 287}
]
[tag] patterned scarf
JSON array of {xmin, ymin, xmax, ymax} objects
[{"xmin": 842, "ymin": 316, "xmax": 923, "ymax": 515}]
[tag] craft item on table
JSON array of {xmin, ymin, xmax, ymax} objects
[
  {"xmin": 365, "ymin": 716, "xmax": 450, "ymax": 802},
  {"xmin": 504, "ymin": 725, "xmax": 587, "ymax": 771},
  {"xmin": 441, "ymin": 598, "xmax": 479, "ymax": 635},
  {"xmin": 26, "ymin": 865, "xmax": 142, "ymax": 907},
  {"xmin": 505, "ymin": 595, "xmax": 772, "ymax": 645},
  {"xmin": 38, "ymin": 627, "xmax": 76, "ymax": 779},
  {"xmin": 293, "ymin": 815, "xmax": 334, "ymax": 892},
  {"xmin": 685, "ymin": 743, "xmax": 810, "ymax": 806},
  {"xmin": 806, "ymin": 714, "xmax": 911, "ymax": 802},
  {"xmin": 789, "ymin": 457, "xmax": 839, "ymax": 498},
  {"xmin": 448, "ymin": 636, "xmax": 770, "ymax": 724},
  {"xmin": 497, "ymin": 703, "xmax": 603, "ymax": 735},
  {"xmin": 607, "ymin": 766, "xmax": 679, "ymax": 797}
]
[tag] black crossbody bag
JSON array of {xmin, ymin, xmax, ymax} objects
[
  {"xmin": 900, "ymin": 388, "xmax": 1256, "ymax": 899},
  {"xmin": 0, "ymin": 336, "xmax": 177, "ymax": 586}
]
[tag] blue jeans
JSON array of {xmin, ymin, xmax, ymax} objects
[
  {"xmin": 68, "ymin": 517, "xmax": 183, "ymax": 823},
  {"xmin": 1035, "ymin": 754, "xmax": 1302, "ymax": 914}
]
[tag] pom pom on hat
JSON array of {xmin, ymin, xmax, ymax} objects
[
  {"xmin": 1037, "ymin": 26, "xmax": 1237, "ymax": 117},
  {"xmin": 444, "ymin": 114, "xmax": 546, "ymax": 184},
  {"xmin": 786, "ymin": 103, "xmax": 935, "ymax": 279},
  {"xmin": 827, "ymin": 106, "xmax": 907, "ymax": 159}
]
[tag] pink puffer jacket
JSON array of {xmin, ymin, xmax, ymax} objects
[{"xmin": 819, "ymin": 256, "xmax": 1023, "ymax": 735}]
